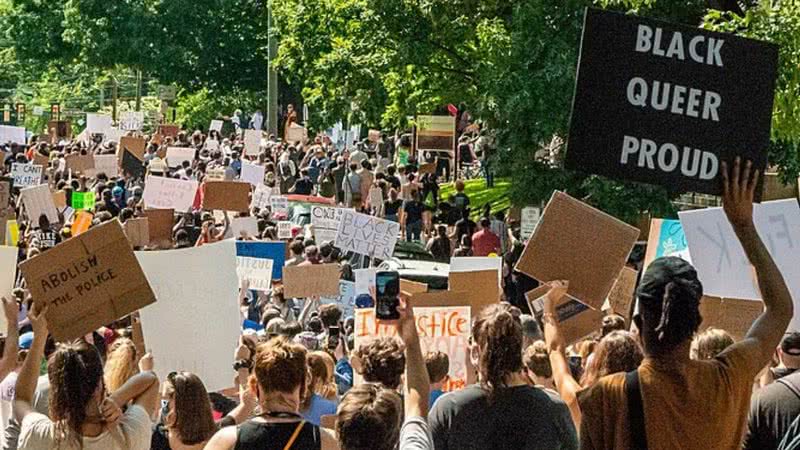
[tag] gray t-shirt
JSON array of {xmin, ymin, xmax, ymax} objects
[
  {"xmin": 428, "ymin": 384, "xmax": 577, "ymax": 450},
  {"xmin": 400, "ymin": 416, "xmax": 434, "ymax": 450},
  {"xmin": 744, "ymin": 372, "xmax": 800, "ymax": 450},
  {"xmin": 4, "ymin": 376, "xmax": 49, "ymax": 450}
]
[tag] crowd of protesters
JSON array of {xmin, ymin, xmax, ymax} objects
[{"xmin": 0, "ymin": 109, "xmax": 795, "ymax": 450}]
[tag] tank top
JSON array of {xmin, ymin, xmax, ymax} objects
[{"xmin": 234, "ymin": 412, "xmax": 321, "ymax": 450}]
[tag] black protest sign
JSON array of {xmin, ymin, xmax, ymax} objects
[
  {"xmin": 122, "ymin": 150, "xmax": 145, "ymax": 179},
  {"xmin": 566, "ymin": 8, "xmax": 778, "ymax": 196}
]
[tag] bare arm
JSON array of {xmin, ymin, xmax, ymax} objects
[
  {"xmin": 13, "ymin": 303, "xmax": 47, "ymax": 422},
  {"xmin": 396, "ymin": 294, "xmax": 430, "ymax": 418},
  {"xmin": 0, "ymin": 298, "xmax": 20, "ymax": 382},
  {"xmin": 109, "ymin": 371, "xmax": 160, "ymax": 416},
  {"xmin": 542, "ymin": 281, "xmax": 583, "ymax": 429},
  {"xmin": 722, "ymin": 158, "xmax": 793, "ymax": 367}
]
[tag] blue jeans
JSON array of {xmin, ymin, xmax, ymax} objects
[
  {"xmin": 386, "ymin": 213, "xmax": 399, "ymax": 223},
  {"xmin": 406, "ymin": 221, "xmax": 422, "ymax": 242}
]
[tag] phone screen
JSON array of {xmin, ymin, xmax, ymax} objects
[
  {"xmin": 375, "ymin": 271, "xmax": 400, "ymax": 320},
  {"xmin": 328, "ymin": 326, "xmax": 340, "ymax": 349}
]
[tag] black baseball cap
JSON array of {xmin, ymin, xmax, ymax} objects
[{"xmin": 781, "ymin": 332, "xmax": 800, "ymax": 356}]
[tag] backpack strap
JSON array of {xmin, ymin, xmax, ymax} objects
[
  {"xmin": 778, "ymin": 375, "xmax": 800, "ymax": 402},
  {"xmin": 625, "ymin": 369, "xmax": 648, "ymax": 450}
]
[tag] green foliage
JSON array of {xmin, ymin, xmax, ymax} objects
[{"xmin": 175, "ymin": 89, "xmax": 262, "ymax": 132}]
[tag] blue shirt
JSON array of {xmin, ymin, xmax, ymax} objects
[
  {"xmin": 430, "ymin": 389, "xmax": 444, "ymax": 408},
  {"xmin": 301, "ymin": 394, "xmax": 337, "ymax": 427},
  {"xmin": 335, "ymin": 358, "xmax": 353, "ymax": 396}
]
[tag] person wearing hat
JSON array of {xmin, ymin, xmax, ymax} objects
[
  {"xmin": 744, "ymin": 332, "xmax": 800, "ymax": 449},
  {"xmin": 578, "ymin": 158, "xmax": 794, "ymax": 450}
]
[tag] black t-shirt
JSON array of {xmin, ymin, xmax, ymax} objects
[
  {"xmin": 429, "ymin": 385, "xmax": 577, "ymax": 450},
  {"xmin": 384, "ymin": 199, "xmax": 403, "ymax": 216},
  {"xmin": 453, "ymin": 193, "xmax": 470, "ymax": 211},
  {"xmin": 454, "ymin": 218, "xmax": 476, "ymax": 242},
  {"xmin": 403, "ymin": 200, "xmax": 425, "ymax": 224},
  {"xmin": 745, "ymin": 372, "xmax": 800, "ymax": 450},
  {"xmin": 235, "ymin": 418, "xmax": 321, "ymax": 450},
  {"xmin": 292, "ymin": 177, "xmax": 314, "ymax": 195},
  {"xmin": 31, "ymin": 229, "xmax": 61, "ymax": 250},
  {"xmin": 386, "ymin": 175, "xmax": 401, "ymax": 191}
]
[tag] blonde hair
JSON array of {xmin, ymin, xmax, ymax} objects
[
  {"xmin": 691, "ymin": 328, "xmax": 734, "ymax": 361},
  {"xmin": 104, "ymin": 338, "xmax": 139, "ymax": 392}
]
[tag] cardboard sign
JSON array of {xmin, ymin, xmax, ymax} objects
[
  {"xmin": 515, "ymin": 191, "xmax": 639, "ymax": 310},
  {"xmin": 143, "ymin": 209, "xmax": 174, "ymax": 244},
  {"xmin": 311, "ymin": 205, "xmax": 344, "ymax": 244},
  {"xmin": 448, "ymin": 269, "xmax": 501, "ymax": 313},
  {"xmin": 123, "ymin": 218, "xmax": 150, "ymax": 248},
  {"xmin": 526, "ymin": 285, "xmax": 604, "ymax": 345},
  {"xmin": 71, "ymin": 211, "xmax": 93, "ymax": 236},
  {"xmin": 119, "ymin": 111, "xmax": 144, "ymax": 131},
  {"xmin": 0, "ymin": 178, "xmax": 11, "ymax": 210},
  {"xmin": 606, "ymin": 266, "xmax": 638, "ymax": 322},
  {"xmin": 71, "ymin": 191, "xmax": 96, "ymax": 211},
  {"xmin": 236, "ymin": 241, "xmax": 286, "ymax": 280},
  {"xmin": 679, "ymin": 199, "xmax": 800, "ymax": 329},
  {"xmin": 277, "ymin": 221, "xmax": 293, "ymax": 239},
  {"xmin": 21, "ymin": 185, "xmax": 59, "ymax": 224},
  {"xmin": 419, "ymin": 163, "xmax": 436, "ymax": 175},
  {"xmin": 203, "ymin": 181, "xmax": 251, "ymax": 212},
  {"xmin": 93, "ymin": 154, "xmax": 119, "ymax": 177},
  {"xmin": 699, "ymin": 296, "xmax": 763, "ymax": 341},
  {"xmin": 0, "ymin": 125, "xmax": 26, "ymax": 145},
  {"xmin": 158, "ymin": 124, "xmax": 180, "ymax": 138},
  {"xmin": 143, "ymin": 176, "xmax": 198, "ymax": 212},
  {"xmin": 283, "ymin": 264, "xmax": 340, "ymax": 298},
  {"xmin": 270, "ymin": 196, "xmax": 289, "ymax": 216},
  {"xmin": 335, "ymin": 210, "xmax": 400, "ymax": 259},
  {"xmin": 520, "ymin": 206, "xmax": 541, "ymax": 240},
  {"xmin": 11, "ymin": 164, "xmax": 43, "ymax": 188},
  {"xmin": 244, "ymin": 129, "xmax": 262, "ymax": 156},
  {"xmin": 131, "ymin": 314, "xmax": 146, "ymax": 357},
  {"xmin": 241, "ymin": 162, "xmax": 266, "ymax": 186},
  {"xmin": 119, "ymin": 136, "xmax": 146, "ymax": 161},
  {"xmin": 231, "ymin": 216, "xmax": 259, "ymax": 239},
  {"xmin": 86, "ymin": 113, "xmax": 113, "ymax": 135},
  {"xmin": 321, "ymin": 280, "xmax": 356, "ymax": 319},
  {"xmin": 65, "ymin": 153, "xmax": 95, "ymax": 174},
  {"xmin": 48, "ymin": 190, "xmax": 66, "ymax": 211},
  {"xmin": 165, "ymin": 147, "xmax": 195, "ymax": 168},
  {"xmin": 32, "ymin": 152, "xmax": 48, "ymax": 167},
  {"xmin": 642, "ymin": 218, "xmax": 692, "ymax": 272},
  {"xmin": 237, "ymin": 256, "xmax": 273, "ymax": 291},
  {"xmin": 0, "ymin": 246, "xmax": 18, "ymax": 331},
  {"xmin": 136, "ymin": 240, "xmax": 241, "ymax": 392},
  {"xmin": 251, "ymin": 184, "xmax": 272, "ymax": 211},
  {"xmin": 19, "ymin": 220, "xmax": 156, "ymax": 342},
  {"xmin": 286, "ymin": 125, "xmax": 307, "ymax": 143},
  {"xmin": 566, "ymin": 8, "xmax": 778, "ymax": 195},
  {"xmin": 415, "ymin": 115, "xmax": 456, "ymax": 153},
  {"xmin": 209, "ymin": 120, "xmax": 223, "ymax": 132},
  {"xmin": 355, "ymin": 306, "xmax": 470, "ymax": 391},
  {"xmin": 400, "ymin": 279, "xmax": 428, "ymax": 295}
]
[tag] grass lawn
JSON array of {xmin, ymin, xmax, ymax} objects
[{"xmin": 430, "ymin": 178, "xmax": 511, "ymax": 219}]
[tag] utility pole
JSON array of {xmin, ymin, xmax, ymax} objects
[
  {"xmin": 266, "ymin": 0, "xmax": 278, "ymax": 136},
  {"xmin": 135, "ymin": 70, "xmax": 142, "ymax": 111},
  {"xmin": 111, "ymin": 77, "xmax": 118, "ymax": 121}
]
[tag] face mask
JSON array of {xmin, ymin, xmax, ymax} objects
[{"xmin": 160, "ymin": 399, "xmax": 170, "ymax": 424}]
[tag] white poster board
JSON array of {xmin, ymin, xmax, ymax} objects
[
  {"xmin": 270, "ymin": 196, "xmax": 289, "ymax": 216},
  {"xmin": 335, "ymin": 210, "xmax": 399, "ymax": 259},
  {"xmin": 243, "ymin": 129, "xmax": 261, "ymax": 156},
  {"xmin": 277, "ymin": 221, "xmax": 293, "ymax": 239},
  {"xmin": 311, "ymin": 205, "xmax": 344, "ymax": 244},
  {"xmin": 86, "ymin": 113, "xmax": 113, "ymax": 135},
  {"xmin": 210, "ymin": 120, "xmax": 223, "ymax": 133},
  {"xmin": 520, "ymin": 206, "xmax": 541, "ymax": 240},
  {"xmin": 11, "ymin": 164, "xmax": 43, "ymax": 188},
  {"xmin": 119, "ymin": 111, "xmax": 145, "ymax": 131},
  {"xmin": 0, "ymin": 125, "xmax": 26, "ymax": 145},
  {"xmin": 231, "ymin": 216, "xmax": 259, "ymax": 239},
  {"xmin": 320, "ymin": 280, "xmax": 356, "ymax": 319},
  {"xmin": 21, "ymin": 184, "xmax": 59, "ymax": 224},
  {"xmin": 251, "ymin": 184, "xmax": 272, "ymax": 211},
  {"xmin": 166, "ymin": 147, "xmax": 195, "ymax": 168},
  {"xmin": 680, "ymin": 200, "xmax": 800, "ymax": 329},
  {"xmin": 236, "ymin": 256, "xmax": 273, "ymax": 292},
  {"xmin": 136, "ymin": 241, "xmax": 241, "ymax": 392},
  {"xmin": 142, "ymin": 175, "xmax": 198, "ymax": 212},
  {"xmin": 241, "ymin": 162, "xmax": 266, "ymax": 186},
  {"xmin": 354, "ymin": 268, "xmax": 376, "ymax": 297},
  {"xmin": 0, "ymin": 246, "xmax": 18, "ymax": 332}
]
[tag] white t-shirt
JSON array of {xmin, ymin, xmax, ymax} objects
[
  {"xmin": 18, "ymin": 404, "xmax": 151, "ymax": 450},
  {"xmin": 400, "ymin": 416, "xmax": 434, "ymax": 450}
]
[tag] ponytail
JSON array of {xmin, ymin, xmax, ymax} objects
[{"xmin": 472, "ymin": 304, "xmax": 524, "ymax": 394}]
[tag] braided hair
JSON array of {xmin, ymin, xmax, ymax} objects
[{"xmin": 636, "ymin": 257, "xmax": 704, "ymax": 355}]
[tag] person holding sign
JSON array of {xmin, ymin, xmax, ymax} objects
[
  {"xmin": 15, "ymin": 305, "xmax": 160, "ymax": 450},
  {"xmin": 578, "ymin": 158, "xmax": 794, "ymax": 450},
  {"xmin": 429, "ymin": 302, "xmax": 577, "ymax": 449}
]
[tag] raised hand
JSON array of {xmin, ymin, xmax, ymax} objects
[{"xmin": 721, "ymin": 156, "xmax": 759, "ymax": 231}]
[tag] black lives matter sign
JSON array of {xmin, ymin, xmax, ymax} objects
[{"xmin": 566, "ymin": 8, "xmax": 778, "ymax": 195}]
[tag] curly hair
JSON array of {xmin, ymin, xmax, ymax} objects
[
  {"xmin": 336, "ymin": 384, "xmax": 402, "ymax": 450},
  {"xmin": 48, "ymin": 340, "xmax": 105, "ymax": 448},
  {"xmin": 253, "ymin": 337, "xmax": 308, "ymax": 400},
  {"xmin": 354, "ymin": 337, "xmax": 406, "ymax": 390},
  {"xmin": 691, "ymin": 328, "xmax": 734, "ymax": 361},
  {"xmin": 103, "ymin": 338, "xmax": 139, "ymax": 392},
  {"xmin": 318, "ymin": 304, "xmax": 342, "ymax": 328},
  {"xmin": 581, "ymin": 331, "xmax": 643, "ymax": 387},
  {"xmin": 472, "ymin": 303, "xmax": 523, "ymax": 392}
]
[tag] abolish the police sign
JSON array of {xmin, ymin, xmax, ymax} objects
[{"xmin": 566, "ymin": 8, "xmax": 778, "ymax": 195}]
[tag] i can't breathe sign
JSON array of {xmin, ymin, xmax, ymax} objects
[{"xmin": 565, "ymin": 7, "xmax": 778, "ymax": 196}]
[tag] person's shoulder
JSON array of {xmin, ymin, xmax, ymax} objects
[{"xmin": 578, "ymin": 372, "xmax": 626, "ymax": 409}]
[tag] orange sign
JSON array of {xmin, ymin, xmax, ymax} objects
[{"xmin": 71, "ymin": 212, "xmax": 93, "ymax": 236}]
